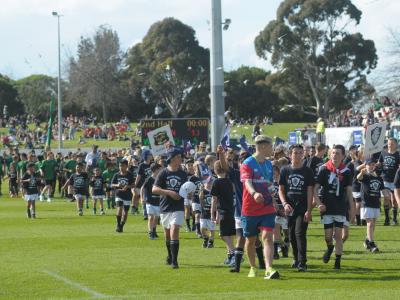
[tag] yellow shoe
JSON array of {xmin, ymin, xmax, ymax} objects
[{"xmin": 248, "ymin": 267, "xmax": 257, "ymax": 278}]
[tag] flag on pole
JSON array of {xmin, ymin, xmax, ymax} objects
[
  {"xmin": 220, "ymin": 124, "xmax": 231, "ymax": 150},
  {"xmin": 45, "ymin": 96, "xmax": 55, "ymax": 148}
]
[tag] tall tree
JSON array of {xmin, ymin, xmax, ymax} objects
[
  {"xmin": 15, "ymin": 74, "xmax": 58, "ymax": 119},
  {"xmin": 255, "ymin": 0, "xmax": 378, "ymax": 118},
  {"xmin": 125, "ymin": 18, "xmax": 209, "ymax": 118},
  {"xmin": 224, "ymin": 66, "xmax": 279, "ymax": 119},
  {"xmin": 67, "ymin": 25, "xmax": 124, "ymax": 122},
  {"xmin": 0, "ymin": 74, "xmax": 24, "ymax": 116}
]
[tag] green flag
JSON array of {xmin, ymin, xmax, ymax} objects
[{"xmin": 46, "ymin": 96, "xmax": 55, "ymax": 148}]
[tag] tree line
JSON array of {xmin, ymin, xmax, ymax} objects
[{"xmin": 0, "ymin": 0, "xmax": 383, "ymax": 122}]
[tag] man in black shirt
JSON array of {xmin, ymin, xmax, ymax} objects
[
  {"xmin": 314, "ymin": 145, "xmax": 355, "ymax": 270},
  {"xmin": 279, "ymin": 144, "xmax": 314, "ymax": 271},
  {"xmin": 141, "ymin": 163, "xmax": 162, "ymax": 239},
  {"xmin": 21, "ymin": 163, "xmax": 40, "ymax": 218},
  {"xmin": 112, "ymin": 160, "xmax": 135, "ymax": 232},
  {"xmin": 63, "ymin": 162, "xmax": 89, "ymax": 216},
  {"xmin": 135, "ymin": 150, "xmax": 153, "ymax": 219},
  {"xmin": 378, "ymin": 138, "xmax": 400, "ymax": 225},
  {"xmin": 153, "ymin": 148, "xmax": 187, "ymax": 269},
  {"xmin": 211, "ymin": 160, "xmax": 236, "ymax": 266}
]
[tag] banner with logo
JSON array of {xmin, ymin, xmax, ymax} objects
[
  {"xmin": 364, "ymin": 122, "xmax": 387, "ymax": 157},
  {"xmin": 147, "ymin": 125, "xmax": 175, "ymax": 156},
  {"xmin": 352, "ymin": 130, "xmax": 363, "ymax": 145},
  {"xmin": 288, "ymin": 132, "xmax": 297, "ymax": 145}
]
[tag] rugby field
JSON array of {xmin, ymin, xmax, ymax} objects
[{"xmin": 1, "ymin": 195, "xmax": 399, "ymax": 300}]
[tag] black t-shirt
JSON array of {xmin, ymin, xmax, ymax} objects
[
  {"xmin": 210, "ymin": 177, "xmax": 234, "ymax": 215},
  {"xmin": 129, "ymin": 165, "xmax": 139, "ymax": 182},
  {"xmin": 316, "ymin": 165, "xmax": 352, "ymax": 216},
  {"xmin": 279, "ymin": 165, "xmax": 314, "ymax": 216},
  {"xmin": 136, "ymin": 163, "xmax": 152, "ymax": 188},
  {"xmin": 22, "ymin": 172, "xmax": 39, "ymax": 195},
  {"xmin": 350, "ymin": 160, "xmax": 362, "ymax": 193},
  {"xmin": 359, "ymin": 173, "xmax": 384, "ymax": 208},
  {"xmin": 143, "ymin": 176, "xmax": 161, "ymax": 206},
  {"xmin": 379, "ymin": 151, "xmax": 400, "ymax": 182},
  {"xmin": 393, "ymin": 168, "xmax": 400, "ymax": 191},
  {"xmin": 189, "ymin": 175, "xmax": 202, "ymax": 204},
  {"xmin": 154, "ymin": 168, "xmax": 187, "ymax": 213},
  {"xmin": 305, "ymin": 156, "xmax": 324, "ymax": 181},
  {"xmin": 90, "ymin": 175, "xmax": 105, "ymax": 196},
  {"xmin": 69, "ymin": 173, "xmax": 88, "ymax": 195},
  {"xmin": 200, "ymin": 189, "xmax": 212, "ymax": 219},
  {"xmin": 112, "ymin": 171, "xmax": 134, "ymax": 200}
]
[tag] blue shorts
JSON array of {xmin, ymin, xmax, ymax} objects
[{"xmin": 241, "ymin": 214, "xmax": 276, "ymax": 237}]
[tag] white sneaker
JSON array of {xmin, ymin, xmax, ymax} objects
[
  {"xmin": 47, "ymin": 198, "xmax": 52, "ymax": 203},
  {"xmin": 39, "ymin": 195, "xmax": 44, "ymax": 202}
]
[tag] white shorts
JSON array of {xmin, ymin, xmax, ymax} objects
[
  {"xmin": 192, "ymin": 202, "xmax": 202, "ymax": 213},
  {"xmin": 321, "ymin": 215, "xmax": 346, "ymax": 225},
  {"xmin": 200, "ymin": 218, "xmax": 215, "ymax": 231},
  {"xmin": 115, "ymin": 197, "xmax": 131, "ymax": 206},
  {"xmin": 184, "ymin": 198, "xmax": 192, "ymax": 206},
  {"xmin": 74, "ymin": 194, "xmax": 86, "ymax": 201},
  {"xmin": 24, "ymin": 194, "xmax": 38, "ymax": 201},
  {"xmin": 92, "ymin": 195, "xmax": 105, "ymax": 200},
  {"xmin": 146, "ymin": 204, "xmax": 160, "ymax": 217},
  {"xmin": 275, "ymin": 216, "xmax": 288, "ymax": 230},
  {"xmin": 235, "ymin": 217, "xmax": 243, "ymax": 229},
  {"xmin": 361, "ymin": 207, "xmax": 380, "ymax": 220},
  {"xmin": 352, "ymin": 192, "xmax": 361, "ymax": 199},
  {"xmin": 160, "ymin": 211, "xmax": 184, "ymax": 229},
  {"xmin": 383, "ymin": 181, "xmax": 395, "ymax": 192}
]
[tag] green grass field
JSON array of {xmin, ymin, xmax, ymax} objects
[{"xmin": 1, "ymin": 189, "xmax": 399, "ymax": 299}]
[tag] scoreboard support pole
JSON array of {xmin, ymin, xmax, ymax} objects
[{"xmin": 210, "ymin": 0, "xmax": 225, "ymax": 151}]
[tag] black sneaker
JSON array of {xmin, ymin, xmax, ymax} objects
[
  {"xmin": 384, "ymin": 219, "xmax": 390, "ymax": 226},
  {"xmin": 166, "ymin": 256, "xmax": 172, "ymax": 265},
  {"xmin": 207, "ymin": 240, "xmax": 214, "ymax": 248},
  {"xmin": 291, "ymin": 260, "xmax": 299, "ymax": 268},
  {"xmin": 363, "ymin": 239, "xmax": 371, "ymax": 250},
  {"xmin": 202, "ymin": 239, "xmax": 208, "ymax": 248},
  {"xmin": 148, "ymin": 232, "xmax": 154, "ymax": 240},
  {"xmin": 369, "ymin": 242, "xmax": 379, "ymax": 253},
  {"xmin": 116, "ymin": 225, "xmax": 122, "ymax": 233},
  {"xmin": 334, "ymin": 258, "xmax": 341, "ymax": 269},
  {"xmin": 297, "ymin": 263, "xmax": 307, "ymax": 272},
  {"xmin": 171, "ymin": 262, "xmax": 179, "ymax": 269},
  {"xmin": 323, "ymin": 247, "xmax": 334, "ymax": 263}
]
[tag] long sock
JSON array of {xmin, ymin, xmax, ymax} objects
[
  {"xmin": 170, "ymin": 240, "xmax": 180, "ymax": 264},
  {"xmin": 116, "ymin": 215, "xmax": 121, "ymax": 226},
  {"xmin": 107, "ymin": 198, "xmax": 111, "ymax": 209},
  {"xmin": 356, "ymin": 214, "xmax": 361, "ymax": 226},
  {"xmin": 393, "ymin": 208, "xmax": 398, "ymax": 221},
  {"xmin": 327, "ymin": 244, "xmax": 334, "ymax": 254},
  {"xmin": 121, "ymin": 221, "xmax": 126, "ymax": 229},
  {"xmin": 166, "ymin": 241, "xmax": 171, "ymax": 261},
  {"xmin": 255, "ymin": 245, "xmax": 265, "ymax": 269},
  {"xmin": 273, "ymin": 242, "xmax": 280, "ymax": 256},
  {"xmin": 192, "ymin": 216, "xmax": 195, "ymax": 227},
  {"xmin": 196, "ymin": 223, "xmax": 201, "ymax": 233},
  {"xmin": 384, "ymin": 205, "xmax": 390, "ymax": 221},
  {"xmin": 232, "ymin": 247, "xmax": 244, "ymax": 271},
  {"xmin": 185, "ymin": 218, "xmax": 191, "ymax": 229}
]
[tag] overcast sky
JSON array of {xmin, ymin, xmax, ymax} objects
[{"xmin": 0, "ymin": 0, "xmax": 398, "ymax": 80}]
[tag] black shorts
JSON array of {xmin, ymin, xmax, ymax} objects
[
  {"xmin": 45, "ymin": 179, "xmax": 54, "ymax": 185},
  {"xmin": 219, "ymin": 213, "xmax": 236, "ymax": 237}
]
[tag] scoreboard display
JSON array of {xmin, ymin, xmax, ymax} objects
[{"xmin": 140, "ymin": 118, "xmax": 209, "ymax": 146}]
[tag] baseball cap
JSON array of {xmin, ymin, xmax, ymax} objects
[{"xmin": 166, "ymin": 147, "xmax": 183, "ymax": 163}]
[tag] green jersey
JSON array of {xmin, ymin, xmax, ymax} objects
[
  {"xmin": 41, "ymin": 159, "xmax": 58, "ymax": 180},
  {"xmin": 98, "ymin": 159, "xmax": 107, "ymax": 173},
  {"xmin": 102, "ymin": 168, "xmax": 118, "ymax": 184},
  {"xmin": 64, "ymin": 160, "xmax": 77, "ymax": 173},
  {"xmin": 17, "ymin": 160, "xmax": 28, "ymax": 175}
]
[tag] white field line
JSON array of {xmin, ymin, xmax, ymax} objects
[{"xmin": 42, "ymin": 270, "xmax": 109, "ymax": 299}]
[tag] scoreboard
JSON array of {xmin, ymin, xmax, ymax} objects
[{"xmin": 140, "ymin": 118, "xmax": 209, "ymax": 146}]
